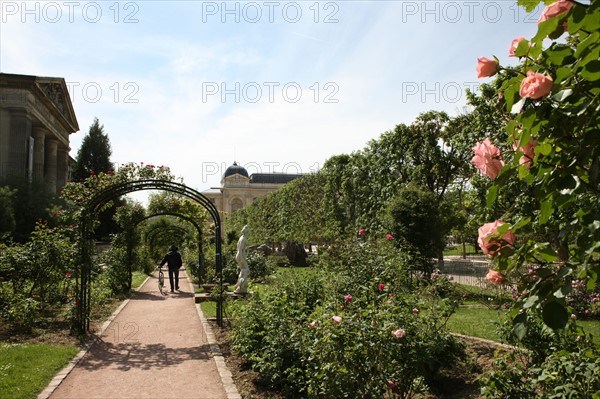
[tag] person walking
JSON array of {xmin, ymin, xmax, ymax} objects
[{"xmin": 160, "ymin": 245, "xmax": 183, "ymax": 292}]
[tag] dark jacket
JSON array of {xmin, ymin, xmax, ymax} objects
[{"xmin": 160, "ymin": 250, "xmax": 182, "ymax": 270}]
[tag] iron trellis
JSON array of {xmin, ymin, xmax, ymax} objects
[
  {"xmin": 76, "ymin": 179, "xmax": 223, "ymax": 334},
  {"xmin": 134, "ymin": 212, "xmax": 204, "ymax": 282}
]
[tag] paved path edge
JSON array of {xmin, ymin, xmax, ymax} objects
[
  {"xmin": 187, "ymin": 275, "xmax": 242, "ymax": 399},
  {"xmin": 36, "ymin": 275, "xmax": 151, "ymax": 399},
  {"xmin": 37, "ymin": 272, "xmax": 242, "ymax": 399}
]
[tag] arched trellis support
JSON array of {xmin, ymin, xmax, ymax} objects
[
  {"xmin": 133, "ymin": 212, "xmax": 204, "ymax": 282},
  {"xmin": 145, "ymin": 224, "xmax": 194, "ymax": 259},
  {"xmin": 76, "ymin": 179, "xmax": 223, "ymax": 334}
]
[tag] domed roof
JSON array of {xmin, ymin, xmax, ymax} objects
[{"xmin": 224, "ymin": 162, "xmax": 249, "ymax": 178}]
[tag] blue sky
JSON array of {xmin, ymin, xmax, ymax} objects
[{"xmin": 1, "ymin": 0, "xmax": 543, "ymax": 196}]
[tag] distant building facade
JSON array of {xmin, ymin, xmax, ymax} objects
[
  {"xmin": 203, "ymin": 162, "xmax": 302, "ymax": 222},
  {"xmin": 0, "ymin": 73, "xmax": 79, "ymax": 193}
]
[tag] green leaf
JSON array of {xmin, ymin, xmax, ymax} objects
[
  {"xmin": 523, "ymin": 295, "xmax": 539, "ymax": 309},
  {"xmin": 512, "ymin": 312, "xmax": 528, "ymax": 340},
  {"xmin": 552, "ymin": 89, "xmax": 573, "ymax": 102},
  {"xmin": 540, "ymin": 197, "xmax": 554, "ymax": 224},
  {"xmin": 537, "ymin": 142, "xmax": 552, "ymax": 156},
  {"xmin": 511, "ymin": 98, "xmax": 525, "ymax": 114},
  {"xmin": 542, "ymin": 301, "xmax": 568, "ymax": 330},
  {"xmin": 536, "ymin": 245, "xmax": 558, "ymax": 262},
  {"xmin": 518, "ymin": 0, "xmax": 543, "ymax": 13}
]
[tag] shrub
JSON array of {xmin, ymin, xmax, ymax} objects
[{"xmin": 231, "ymin": 238, "xmax": 463, "ymax": 398}]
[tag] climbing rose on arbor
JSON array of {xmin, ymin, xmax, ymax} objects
[
  {"xmin": 392, "ymin": 328, "xmax": 406, "ymax": 338},
  {"xmin": 471, "ymin": 138, "xmax": 504, "ymax": 180},
  {"xmin": 476, "ymin": 57, "xmax": 499, "ymax": 78},
  {"xmin": 520, "ymin": 71, "xmax": 553, "ymax": 99},
  {"xmin": 509, "ymin": 36, "xmax": 526, "ymax": 57},
  {"xmin": 513, "ymin": 138, "xmax": 538, "ymax": 167},
  {"xmin": 486, "ymin": 269, "xmax": 506, "ymax": 285},
  {"xmin": 538, "ymin": 0, "xmax": 573, "ymax": 23},
  {"xmin": 478, "ymin": 220, "xmax": 516, "ymax": 256}
]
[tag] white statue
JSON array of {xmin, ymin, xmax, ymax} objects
[{"xmin": 234, "ymin": 225, "xmax": 250, "ymax": 294}]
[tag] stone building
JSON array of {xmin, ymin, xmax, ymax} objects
[
  {"xmin": 0, "ymin": 73, "xmax": 79, "ymax": 193},
  {"xmin": 203, "ymin": 162, "xmax": 302, "ymax": 222}
]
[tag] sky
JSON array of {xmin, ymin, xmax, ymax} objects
[{"xmin": 1, "ymin": 0, "xmax": 544, "ymax": 201}]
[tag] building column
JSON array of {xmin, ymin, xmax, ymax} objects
[
  {"xmin": 32, "ymin": 127, "xmax": 46, "ymax": 181},
  {"xmin": 56, "ymin": 145, "xmax": 69, "ymax": 192},
  {"xmin": 44, "ymin": 138, "xmax": 58, "ymax": 194},
  {"xmin": 6, "ymin": 108, "xmax": 32, "ymax": 179}
]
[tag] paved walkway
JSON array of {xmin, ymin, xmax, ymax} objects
[{"xmin": 40, "ymin": 270, "xmax": 239, "ymax": 399}]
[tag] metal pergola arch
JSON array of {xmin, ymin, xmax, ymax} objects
[
  {"xmin": 76, "ymin": 179, "xmax": 223, "ymax": 334},
  {"xmin": 145, "ymin": 224, "xmax": 193, "ymax": 257},
  {"xmin": 134, "ymin": 212, "xmax": 204, "ymax": 280}
]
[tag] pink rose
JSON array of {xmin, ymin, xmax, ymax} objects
[
  {"xmin": 386, "ymin": 233, "xmax": 394, "ymax": 240},
  {"xmin": 378, "ymin": 283, "xmax": 386, "ymax": 291},
  {"xmin": 509, "ymin": 36, "xmax": 526, "ymax": 57},
  {"xmin": 513, "ymin": 138, "xmax": 538, "ymax": 167},
  {"xmin": 332, "ymin": 315, "xmax": 342, "ymax": 324},
  {"xmin": 412, "ymin": 307, "xmax": 420, "ymax": 315},
  {"xmin": 471, "ymin": 138, "xmax": 504, "ymax": 180},
  {"xmin": 520, "ymin": 70, "xmax": 553, "ymax": 99},
  {"xmin": 358, "ymin": 229, "xmax": 365, "ymax": 236},
  {"xmin": 388, "ymin": 380, "xmax": 395, "ymax": 388},
  {"xmin": 476, "ymin": 57, "xmax": 499, "ymax": 78},
  {"xmin": 486, "ymin": 270, "xmax": 506, "ymax": 285},
  {"xmin": 538, "ymin": 0, "xmax": 573, "ymax": 23},
  {"xmin": 344, "ymin": 294, "xmax": 353, "ymax": 304},
  {"xmin": 478, "ymin": 220, "xmax": 516, "ymax": 256},
  {"xmin": 392, "ymin": 328, "xmax": 406, "ymax": 338}
]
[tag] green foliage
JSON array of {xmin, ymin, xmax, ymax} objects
[
  {"xmin": 72, "ymin": 117, "xmax": 114, "ymax": 181},
  {"xmin": 473, "ymin": 0, "xmax": 600, "ymax": 395},
  {"xmin": 0, "ymin": 186, "xmax": 16, "ymax": 241},
  {"xmin": 385, "ymin": 184, "xmax": 446, "ymax": 263},
  {"xmin": 231, "ymin": 239, "xmax": 463, "ymax": 398},
  {"xmin": 0, "ymin": 223, "xmax": 76, "ymax": 330}
]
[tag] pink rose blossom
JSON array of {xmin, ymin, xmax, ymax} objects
[
  {"xmin": 471, "ymin": 138, "xmax": 505, "ymax": 180},
  {"xmin": 388, "ymin": 380, "xmax": 395, "ymax": 388},
  {"xmin": 476, "ymin": 57, "xmax": 499, "ymax": 78},
  {"xmin": 344, "ymin": 294, "xmax": 353, "ymax": 304},
  {"xmin": 392, "ymin": 328, "xmax": 406, "ymax": 338},
  {"xmin": 538, "ymin": 0, "xmax": 573, "ymax": 24},
  {"xmin": 513, "ymin": 138, "xmax": 538, "ymax": 167},
  {"xmin": 478, "ymin": 220, "xmax": 516, "ymax": 256},
  {"xmin": 332, "ymin": 315, "xmax": 342, "ymax": 324},
  {"xmin": 412, "ymin": 307, "xmax": 420, "ymax": 315},
  {"xmin": 509, "ymin": 36, "xmax": 527, "ymax": 57},
  {"xmin": 358, "ymin": 229, "xmax": 365, "ymax": 236},
  {"xmin": 486, "ymin": 270, "xmax": 506, "ymax": 285},
  {"xmin": 520, "ymin": 70, "xmax": 553, "ymax": 99},
  {"xmin": 378, "ymin": 283, "xmax": 386, "ymax": 291},
  {"xmin": 386, "ymin": 233, "xmax": 394, "ymax": 240},
  {"xmin": 65, "ymin": 273, "xmax": 71, "ymax": 278}
]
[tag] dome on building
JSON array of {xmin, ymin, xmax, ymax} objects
[{"xmin": 224, "ymin": 162, "xmax": 249, "ymax": 178}]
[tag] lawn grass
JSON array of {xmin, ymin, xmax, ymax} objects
[
  {"xmin": 131, "ymin": 271, "xmax": 149, "ymax": 289},
  {"xmin": 447, "ymin": 306, "xmax": 504, "ymax": 341},
  {"xmin": 0, "ymin": 343, "xmax": 79, "ymax": 399},
  {"xmin": 443, "ymin": 243, "xmax": 478, "ymax": 256},
  {"xmin": 448, "ymin": 306, "xmax": 600, "ymax": 345}
]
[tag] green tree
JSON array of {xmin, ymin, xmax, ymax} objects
[
  {"xmin": 72, "ymin": 118, "xmax": 118, "ymax": 239},
  {"xmin": 72, "ymin": 118, "xmax": 114, "ymax": 180},
  {"xmin": 385, "ymin": 184, "xmax": 446, "ymax": 274}
]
